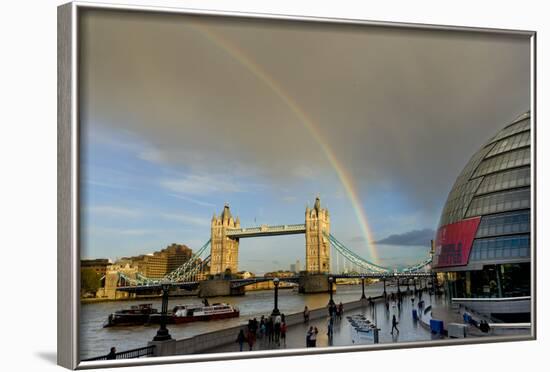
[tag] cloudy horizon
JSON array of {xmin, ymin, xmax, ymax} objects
[{"xmin": 79, "ymin": 9, "xmax": 530, "ymax": 273}]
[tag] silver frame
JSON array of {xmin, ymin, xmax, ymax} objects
[{"xmin": 57, "ymin": 1, "xmax": 537, "ymax": 369}]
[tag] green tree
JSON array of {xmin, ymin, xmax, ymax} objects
[{"xmin": 81, "ymin": 268, "xmax": 101, "ymax": 296}]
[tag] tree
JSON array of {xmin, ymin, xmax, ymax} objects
[{"xmin": 81, "ymin": 268, "xmax": 101, "ymax": 296}]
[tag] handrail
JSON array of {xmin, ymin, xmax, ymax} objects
[{"xmin": 81, "ymin": 345, "xmax": 156, "ymax": 361}]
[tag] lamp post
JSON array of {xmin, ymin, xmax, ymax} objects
[
  {"xmin": 360, "ymin": 275, "xmax": 366, "ymax": 300},
  {"xmin": 413, "ymin": 277, "xmax": 417, "ymax": 294},
  {"xmin": 153, "ymin": 282, "xmax": 172, "ymax": 341},
  {"xmin": 383, "ymin": 277, "xmax": 387, "ymax": 298},
  {"xmin": 328, "ymin": 276, "xmax": 335, "ymax": 306},
  {"xmin": 271, "ymin": 277, "xmax": 280, "ymax": 316}
]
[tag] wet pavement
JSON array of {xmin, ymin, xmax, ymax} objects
[{"xmin": 209, "ymin": 291, "xmax": 443, "ymax": 353}]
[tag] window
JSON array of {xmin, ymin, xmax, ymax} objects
[
  {"xmin": 469, "ymin": 235, "xmax": 530, "ymax": 261},
  {"xmin": 466, "ymin": 188, "xmax": 530, "ymax": 217},
  {"xmin": 485, "ymin": 118, "xmax": 530, "ymax": 146},
  {"xmin": 472, "ymin": 148, "xmax": 530, "ymax": 178},
  {"xmin": 476, "ymin": 166, "xmax": 530, "ymax": 196},
  {"xmin": 476, "ymin": 210, "xmax": 530, "ymax": 238},
  {"xmin": 485, "ymin": 131, "xmax": 530, "ymax": 158}
]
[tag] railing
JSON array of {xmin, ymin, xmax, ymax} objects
[{"xmin": 81, "ymin": 345, "xmax": 156, "ymax": 362}]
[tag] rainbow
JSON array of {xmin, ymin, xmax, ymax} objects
[{"xmin": 189, "ymin": 21, "xmax": 380, "ymax": 263}]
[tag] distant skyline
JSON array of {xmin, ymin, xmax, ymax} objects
[{"xmin": 79, "ymin": 9, "xmax": 530, "ymax": 273}]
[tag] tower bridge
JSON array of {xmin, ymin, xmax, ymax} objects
[
  {"xmin": 111, "ymin": 196, "xmax": 433, "ymax": 297},
  {"xmin": 210, "ymin": 197, "xmax": 330, "ymax": 276}
]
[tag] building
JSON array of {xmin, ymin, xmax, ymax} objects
[
  {"xmin": 81, "ymin": 258, "xmax": 110, "ymax": 276},
  {"xmin": 120, "ymin": 243, "xmax": 193, "ymax": 279},
  {"xmin": 433, "ymin": 111, "xmax": 531, "ymax": 322},
  {"xmin": 290, "ymin": 259, "xmax": 301, "ymax": 273}
]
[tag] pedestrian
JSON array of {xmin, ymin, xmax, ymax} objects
[
  {"xmin": 274, "ymin": 314, "xmax": 282, "ymax": 344},
  {"xmin": 385, "ymin": 301, "xmax": 390, "ymax": 312},
  {"xmin": 252, "ymin": 317, "xmax": 259, "ymax": 336},
  {"xmin": 203, "ymin": 298, "xmax": 209, "ymax": 306},
  {"xmin": 327, "ymin": 316, "xmax": 334, "ymax": 338},
  {"xmin": 247, "ymin": 329, "xmax": 256, "ymax": 351},
  {"xmin": 411, "ymin": 297, "xmax": 415, "ymax": 306},
  {"xmin": 280, "ymin": 321, "xmax": 287, "ymax": 345},
  {"xmin": 267, "ymin": 316, "xmax": 274, "ymax": 342},
  {"xmin": 391, "ymin": 314, "xmax": 399, "ymax": 335},
  {"xmin": 236, "ymin": 329, "xmax": 246, "ymax": 352},
  {"xmin": 311, "ymin": 327, "xmax": 319, "ymax": 347},
  {"xmin": 106, "ymin": 347, "xmax": 116, "ymax": 360},
  {"xmin": 303, "ymin": 306, "xmax": 310, "ymax": 323},
  {"xmin": 259, "ymin": 319, "xmax": 266, "ymax": 339},
  {"xmin": 338, "ymin": 302, "xmax": 344, "ymax": 319},
  {"xmin": 306, "ymin": 326, "xmax": 313, "ymax": 347}
]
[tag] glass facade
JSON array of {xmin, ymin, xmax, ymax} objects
[
  {"xmin": 469, "ymin": 235, "xmax": 530, "ymax": 261},
  {"xmin": 434, "ymin": 112, "xmax": 532, "ymax": 306},
  {"xmin": 444, "ymin": 263, "xmax": 530, "ymax": 299},
  {"xmin": 466, "ymin": 188, "xmax": 530, "ymax": 217},
  {"xmin": 485, "ymin": 117, "xmax": 530, "ymax": 145},
  {"xmin": 475, "ymin": 166, "xmax": 530, "ymax": 195},
  {"xmin": 485, "ymin": 131, "xmax": 530, "ymax": 158},
  {"xmin": 475, "ymin": 210, "xmax": 530, "ymax": 238},
  {"xmin": 472, "ymin": 147, "xmax": 530, "ymax": 178}
]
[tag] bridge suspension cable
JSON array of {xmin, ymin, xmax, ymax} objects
[
  {"xmin": 327, "ymin": 233, "xmax": 433, "ymax": 274},
  {"xmin": 115, "ymin": 239, "xmax": 212, "ymax": 287},
  {"xmin": 326, "ymin": 233, "xmax": 389, "ymax": 273},
  {"xmin": 163, "ymin": 239, "xmax": 211, "ymax": 282}
]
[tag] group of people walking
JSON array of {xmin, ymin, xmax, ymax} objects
[{"xmin": 236, "ymin": 314, "xmax": 288, "ymax": 351}]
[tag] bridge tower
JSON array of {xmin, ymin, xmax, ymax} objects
[
  {"xmin": 305, "ymin": 197, "xmax": 330, "ymax": 273},
  {"xmin": 210, "ymin": 204, "xmax": 240, "ymax": 276}
]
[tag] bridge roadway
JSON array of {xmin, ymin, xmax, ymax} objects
[
  {"xmin": 117, "ymin": 272, "xmax": 434, "ymax": 293},
  {"xmin": 225, "ymin": 224, "xmax": 306, "ymax": 238}
]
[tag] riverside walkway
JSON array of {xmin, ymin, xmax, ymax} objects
[{"xmin": 205, "ymin": 291, "xmax": 441, "ymax": 353}]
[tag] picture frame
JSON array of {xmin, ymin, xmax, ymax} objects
[{"xmin": 58, "ymin": 1, "xmax": 536, "ymax": 369}]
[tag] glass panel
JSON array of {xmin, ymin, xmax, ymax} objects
[
  {"xmin": 466, "ymin": 188, "xmax": 530, "ymax": 218},
  {"xmin": 470, "ymin": 235, "xmax": 530, "ymax": 262},
  {"xmin": 486, "ymin": 131, "xmax": 530, "ymax": 158},
  {"xmin": 485, "ymin": 117, "xmax": 530, "ymax": 146},
  {"xmin": 476, "ymin": 210, "xmax": 530, "ymax": 238},
  {"xmin": 472, "ymin": 148, "xmax": 531, "ymax": 179}
]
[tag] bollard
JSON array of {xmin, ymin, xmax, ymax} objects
[{"xmin": 373, "ymin": 328, "xmax": 379, "ymax": 344}]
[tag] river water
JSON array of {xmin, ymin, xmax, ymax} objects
[{"xmin": 80, "ymin": 281, "xmax": 403, "ymax": 359}]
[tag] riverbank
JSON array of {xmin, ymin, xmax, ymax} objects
[{"xmin": 152, "ymin": 297, "xmax": 373, "ymax": 356}]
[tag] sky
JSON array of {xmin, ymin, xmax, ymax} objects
[{"xmin": 79, "ymin": 9, "xmax": 530, "ymax": 274}]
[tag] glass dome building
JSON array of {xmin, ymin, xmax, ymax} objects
[{"xmin": 433, "ymin": 111, "xmax": 531, "ymax": 321}]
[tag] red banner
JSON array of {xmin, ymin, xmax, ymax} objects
[{"xmin": 433, "ymin": 217, "xmax": 481, "ymax": 268}]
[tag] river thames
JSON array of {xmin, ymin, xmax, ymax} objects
[{"xmin": 81, "ymin": 281, "xmax": 400, "ymax": 359}]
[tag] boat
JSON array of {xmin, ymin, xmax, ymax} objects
[
  {"xmin": 104, "ymin": 303, "xmax": 158, "ymax": 327},
  {"xmin": 150, "ymin": 303, "xmax": 240, "ymax": 324}
]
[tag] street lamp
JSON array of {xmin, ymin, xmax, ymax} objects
[
  {"xmin": 153, "ymin": 282, "xmax": 172, "ymax": 341},
  {"xmin": 271, "ymin": 277, "xmax": 280, "ymax": 316},
  {"xmin": 360, "ymin": 275, "xmax": 366, "ymax": 300},
  {"xmin": 328, "ymin": 276, "xmax": 335, "ymax": 306}
]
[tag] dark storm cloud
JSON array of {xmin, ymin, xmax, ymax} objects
[
  {"xmin": 79, "ymin": 9, "xmax": 531, "ymax": 209},
  {"xmin": 376, "ymin": 228, "xmax": 436, "ymax": 246}
]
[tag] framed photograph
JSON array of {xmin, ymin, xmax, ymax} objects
[{"xmin": 57, "ymin": 1, "xmax": 536, "ymax": 369}]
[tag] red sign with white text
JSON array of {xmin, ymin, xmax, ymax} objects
[{"xmin": 433, "ymin": 217, "xmax": 481, "ymax": 268}]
